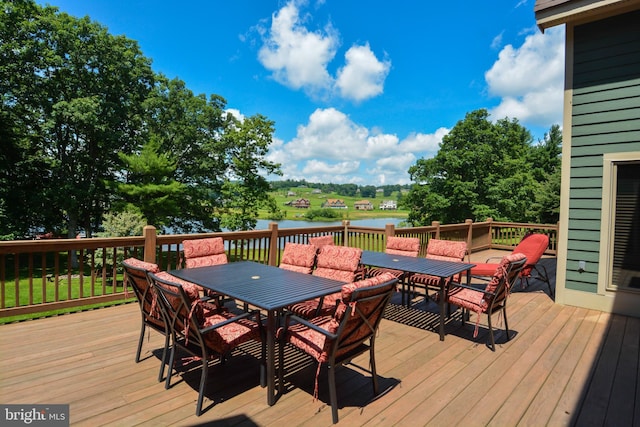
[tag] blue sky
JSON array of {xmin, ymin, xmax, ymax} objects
[{"xmin": 39, "ymin": 0, "xmax": 565, "ymax": 185}]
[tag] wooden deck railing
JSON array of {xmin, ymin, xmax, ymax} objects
[{"xmin": 0, "ymin": 218, "xmax": 557, "ymax": 319}]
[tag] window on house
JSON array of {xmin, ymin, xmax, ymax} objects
[{"xmin": 610, "ymin": 162, "xmax": 640, "ymax": 290}]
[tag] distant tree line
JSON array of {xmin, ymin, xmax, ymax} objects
[{"xmin": 0, "ymin": 1, "xmax": 281, "ymax": 239}]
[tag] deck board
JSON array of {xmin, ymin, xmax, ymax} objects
[{"xmin": 1, "ymin": 251, "xmax": 639, "ymax": 426}]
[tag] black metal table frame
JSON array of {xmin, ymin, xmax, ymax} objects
[
  {"xmin": 169, "ymin": 261, "xmax": 345, "ymax": 406},
  {"xmin": 360, "ymin": 250, "xmax": 476, "ymax": 341}
]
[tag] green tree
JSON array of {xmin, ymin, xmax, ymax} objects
[
  {"xmin": 218, "ymin": 114, "xmax": 282, "ymax": 231},
  {"xmin": 1, "ymin": 1, "xmax": 154, "ymax": 238},
  {"xmin": 92, "ymin": 208, "xmax": 148, "ymax": 271},
  {"xmin": 360, "ymin": 185, "xmax": 377, "ymax": 198},
  {"xmin": 115, "ymin": 137, "xmax": 186, "ymax": 228},
  {"xmin": 530, "ymin": 124, "xmax": 562, "ymax": 223},
  {"xmin": 141, "ymin": 77, "xmax": 281, "ymax": 232},
  {"xmin": 404, "ymin": 109, "xmax": 544, "ymax": 225}
]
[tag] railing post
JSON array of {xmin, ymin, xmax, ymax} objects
[
  {"xmin": 385, "ymin": 223, "xmax": 395, "ymax": 238},
  {"xmin": 465, "ymin": 219, "xmax": 473, "ymax": 259},
  {"xmin": 431, "ymin": 221, "xmax": 440, "ymax": 239},
  {"xmin": 486, "ymin": 217, "xmax": 494, "ymax": 248},
  {"xmin": 268, "ymin": 222, "xmax": 279, "ymax": 266},
  {"xmin": 143, "ymin": 225, "xmax": 157, "ymax": 264},
  {"xmin": 342, "ymin": 220, "xmax": 350, "ymax": 247}
]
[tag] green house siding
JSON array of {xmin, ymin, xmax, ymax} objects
[{"xmin": 566, "ymin": 9, "xmax": 640, "ymax": 293}]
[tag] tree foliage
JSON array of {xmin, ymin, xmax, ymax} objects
[
  {"xmin": 1, "ymin": 1, "xmax": 282, "ymax": 238},
  {"xmin": 404, "ymin": 110, "xmax": 561, "ymax": 225}
]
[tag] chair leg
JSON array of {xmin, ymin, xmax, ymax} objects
[
  {"xmin": 536, "ymin": 265, "xmax": 554, "ymax": 299},
  {"xmin": 165, "ymin": 344, "xmax": 176, "ymax": 390},
  {"xmin": 328, "ymin": 364, "xmax": 339, "ymax": 424},
  {"xmin": 487, "ymin": 313, "xmax": 495, "ymax": 352},
  {"xmin": 503, "ymin": 306, "xmax": 510, "ymax": 342},
  {"xmin": 369, "ymin": 343, "xmax": 379, "ymax": 395},
  {"xmin": 158, "ymin": 332, "xmax": 170, "ymax": 382},
  {"xmin": 196, "ymin": 358, "xmax": 208, "ymax": 416},
  {"xmin": 135, "ymin": 323, "xmax": 146, "ymax": 363}
]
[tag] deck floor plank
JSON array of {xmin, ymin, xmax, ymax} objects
[{"xmin": 1, "ymin": 251, "xmax": 638, "ymax": 426}]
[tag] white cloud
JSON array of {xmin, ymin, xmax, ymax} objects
[
  {"xmin": 225, "ymin": 108, "xmax": 245, "ymax": 121},
  {"xmin": 485, "ymin": 26, "xmax": 565, "ymax": 127},
  {"xmin": 335, "ymin": 43, "xmax": 391, "ymax": 102},
  {"xmin": 257, "ymin": 1, "xmax": 338, "ymax": 94},
  {"xmin": 398, "ymin": 128, "xmax": 449, "ymax": 155},
  {"xmin": 267, "ymin": 107, "xmax": 448, "ymax": 185},
  {"xmin": 257, "ymin": 1, "xmax": 390, "ymax": 102}
]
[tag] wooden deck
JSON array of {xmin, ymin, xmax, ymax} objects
[{"xmin": 1, "ymin": 252, "xmax": 638, "ymax": 426}]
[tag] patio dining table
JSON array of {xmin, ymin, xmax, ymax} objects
[
  {"xmin": 169, "ymin": 261, "xmax": 345, "ymax": 406},
  {"xmin": 360, "ymin": 250, "xmax": 475, "ymax": 341}
]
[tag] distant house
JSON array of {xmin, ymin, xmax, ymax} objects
[
  {"xmin": 312, "ymin": 188, "xmax": 322, "ymax": 194},
  {"xmin": 291, "ymin": 198, "xmax": 310, "ymax": 209},
  {"xmin": 354, "ymin": 200, "xmax": 373, "ymax": 210},
  {"xmin": 322, "ymin": 199, "xmax": 347, "ymax": 209},
  {"xmin": 379, "ymin": 200, "xmax": 397, "ymax": 210},
  {"xmin": 286, "ymin": 191, "xmax": 296, "ymax": 197}
]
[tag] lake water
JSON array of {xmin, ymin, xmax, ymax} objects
[{"xmin": 254, "ymin": 217, "xmax": 406, "ymax": 230}]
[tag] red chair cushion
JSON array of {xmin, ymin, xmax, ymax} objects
[
  {"xmin": 279, "ymin": 243, "xmax": 317, "ymax": 274},
  {"xmin": 470, "ymin": 263, "xmax": 500, "ymax": 277},
  {"xmin": 313, "ymin": 246, "xmax": 363, "ymax": 282},
  {"xmin": 426, "ymin": 239, "xmax": 467, "ymax": 262},
  {"xmin": 513, "ymin": 234, "xmax": 549, "ymax": 276},
  {"xmin": 183, "ymin": 238, "xmax": 228, "ymax": 268},
  {"xmin": 123, "ymin": 257, "xmax": 159, "ymax": 274},
  {"xmin": 309, "ymin": 235, "xmax": 335, "ymax": 248},
  {"xmin": 201, "ymin": 311, "xmax": 262, "ymax": 354},
  {"xmin": 385, "ymin": 236, "xmax": 420, "ymax": 257}
]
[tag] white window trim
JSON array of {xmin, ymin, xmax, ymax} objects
[{"xmin": 597, "ymin": 151, "xmax": 640, "ymax": 294}]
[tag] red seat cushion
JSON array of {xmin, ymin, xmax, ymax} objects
[{"xmin": 470, "ymin": 263, "xmax": 500, "ymax": 277}]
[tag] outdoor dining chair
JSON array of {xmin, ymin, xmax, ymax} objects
[
  {"xmin": 122, "ymin": 258, "xmax": 168, "ymax": 382},
  {"xmin": 470, "ymin": 233, "xmax": 553, "ymax": 297},
  {"xmin": 148, "ymin": 271, "xmax": 265, "ymax": 416},
  {"xmin": 364, "ymin": 235, "xmax": 420, "ymax": 280},
  {"xmin": 277, "ymin": 272, "xmax": 398, "ymax": 424},
  {"xmin": 447, "ymin": 252, "xmax": 527, "ymax": 351},
  {"xmin": 405, "ymin": 239, "xmax": 468, "ymax": 307},
  {"xmin": 287, "ymin": 245, "xmax": 363, "ymax": 318},
  {"xmin": 182, "ymin": 237, "xmax": 231, "ymax": 305},
  {"xmin": 278, "ymin": 242, "xmax": 318, "ymax": 274}
]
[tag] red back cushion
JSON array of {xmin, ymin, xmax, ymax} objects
[
  {"xmin": 513, "ymin": 233, "xmax": 549, "ymax": 276},
  {"xmin": 279, "ymin": 243, "xmax": 317, "ymax": 274},
  {"xmin": 426, "ymin": 239, "xmax": 467, "ymax": 262},
  {"xmin": 123, "ymin": 257, "xmax": 159, "ymax": 274},
  {"xmin": 483, "ymin": 253, "xmax": 527, "ymax": 304},
  {"xmin": 340, "ymin": 271, "xmax": 396, "ymax": 302},
  {"xmin": 309, "ymin": 235, "xmax": 335, "ymax": 248},
  {"xmin": 386, "ymin": 236, "xmax": 420, "ymax": 257},
  {"xmin": 313, "ymin": 246, "xmax": 362, "ymax": 282},
  {"xmin": 182, "ymin": 237, "xmax": 228, "ymax": 268}
]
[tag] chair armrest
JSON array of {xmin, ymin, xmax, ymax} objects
[
  {"xmin": 449, "ymin": 282, "xmax": 498, "ymax": 297},
  {"xmin": 484, "ymin": 256, "xmax": 503, "ymax": 263},
  {"xmin": 282, "ymin": 313, "xmax": 338, "ymax": 341},
  {"xmin": 200, "ymin": 309, "xmax": 262, "ymax": 334}
]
